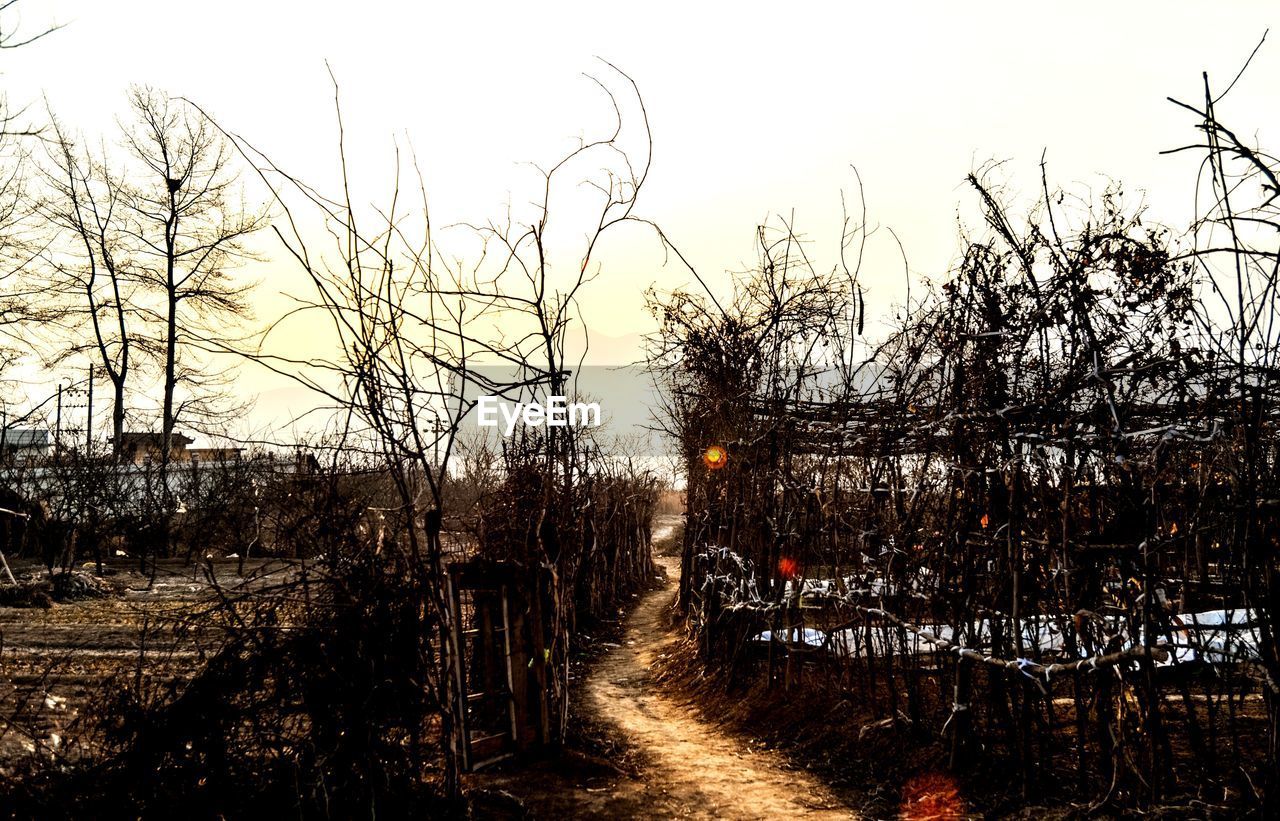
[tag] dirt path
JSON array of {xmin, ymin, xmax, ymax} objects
[
  {"xmin": 471, "ymin": 519, "xmax": 859, "ymax": 818},
  {"xmin": 575, "ymin": 551, "xmax": 857, "ymax": 819}
]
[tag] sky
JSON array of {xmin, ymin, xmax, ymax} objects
[{"xmin": 4, "ymin": 1, "xmax": 1279, "ymax": 441}]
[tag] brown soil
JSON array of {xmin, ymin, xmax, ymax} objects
[
  {"xmin": 0, "ymin": 558, "xmax": 303, "ymax": 765},
  {"xmin": 472, "ymin": 521, "xmax": 860, "ymax": 819}
]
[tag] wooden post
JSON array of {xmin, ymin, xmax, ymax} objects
[{"xmin": 949, "ymin": 656, "xmax": 972, "ymax": 770}]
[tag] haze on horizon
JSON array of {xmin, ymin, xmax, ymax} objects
[{"xmin": 5, "ymin": 1, "xmax": 1278, "ymax": 443}]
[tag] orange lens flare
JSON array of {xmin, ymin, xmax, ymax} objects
[
  {"xmin": 777, "ymin": 556, "xmax": 799, "ymax": 580},
  {"xmin": 703, "ymin": 445, "xmax": 728, "ymax": 470}
]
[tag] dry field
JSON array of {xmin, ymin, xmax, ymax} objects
[{"xmin": 0, "ymin": 558, "xmax": 309, "ymax": 769}]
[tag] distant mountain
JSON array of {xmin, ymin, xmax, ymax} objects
[
  {"xmin": 241, "ymin": 324, "xmax": 657, "ymax": 442},
  {"xmin": 561, "ymin": 325, "xmax": 647, "ymax": 366}
]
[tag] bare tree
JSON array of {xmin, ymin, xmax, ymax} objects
[
  {"xmin": 203, "ymin": 61, "xmax": 660, "ymax": 798},
  {"xmin": 116, "ymin": 87, "xmax": 265, "ymax": 490},
  {"xmin": 38, "ymin": 116, "xmax": 137, "ymax": 455},
  {"xmin": 0, "ymin": 1, "xmax": 61, "ymax": 394}
]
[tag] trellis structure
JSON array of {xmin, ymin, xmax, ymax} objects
[{"xmin": 445, "ymin": 559, "xmax": 551, "ymax": 771}]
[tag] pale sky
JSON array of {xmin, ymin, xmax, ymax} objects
[{"xmin": 5, "ymin": 1, "xmax": 1279, "ymax": 440}]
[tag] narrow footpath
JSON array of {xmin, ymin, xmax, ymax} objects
[
  {"xmin": 475, "ymin": 518, "xmax": 859, "ymax": 819},
  {"xmin": 579, "ymin": 552, "xmax": 858, "ymax": 819}
]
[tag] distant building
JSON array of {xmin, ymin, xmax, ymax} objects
[
  {"xmin": 118, "ymin": 433, "xmax": 245, "ymax": 464},
  {"xmin": 187, "ymin": 447, "xmax": 244, "ymax": 463},
  {"xmin": 0, "ymin": 429, "xmax": 50, "ymax": 459},
  {"xmin": 119, "ymin": 432, "xmax": 195, "ymax": 464}
]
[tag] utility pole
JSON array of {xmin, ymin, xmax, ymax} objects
[
  {"xmin": 86, "ymin": 366, "xmax": 94, "ymax": 454},
  {"xmin": 55, "ymin": 383, "xmax": 63, "ymax": 459}
]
